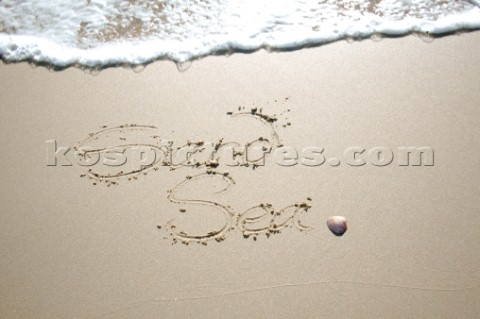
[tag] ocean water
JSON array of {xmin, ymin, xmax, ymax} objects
[{"xmin": 0, "ymin": 0, "xmax": 479, "ymax": 68}]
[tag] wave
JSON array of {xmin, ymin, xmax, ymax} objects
[{"xmin": 1, "ymin": 0, "xmax": 480, "ymax": 68}]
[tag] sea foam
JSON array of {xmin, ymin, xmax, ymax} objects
[{"xmin": 1, "ymin": 0, "xmax": 480, "ymax": 67}]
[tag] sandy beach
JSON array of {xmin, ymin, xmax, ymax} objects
[{"xmin": 1, "ymin": 32, "xmax": 480, "ymax": 318}]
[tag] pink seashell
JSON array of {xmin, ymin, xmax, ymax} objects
[{"xmin": 327, "ymin": 216, "xmax": 347, "ymax": 236}]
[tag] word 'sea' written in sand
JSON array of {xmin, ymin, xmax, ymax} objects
[{"xmin": 164, "ymin": 172, "xmax": 312, "ymax": 245}]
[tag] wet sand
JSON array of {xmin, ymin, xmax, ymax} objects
[{"xmin": 1, "ymin": 32, "xmax": 480, "ymax": 318}]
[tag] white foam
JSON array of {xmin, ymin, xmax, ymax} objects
[{"xmin": 1, "ymin": 0, "xmax": 479, "ymax": 67}]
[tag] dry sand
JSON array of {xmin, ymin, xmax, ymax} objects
[{"xmin": 1, "ymin": 32, "xmax": 480, "ymax": 318}]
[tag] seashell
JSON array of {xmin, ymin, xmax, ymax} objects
[{"xmin": 327, "ymin": 216, "xmax": 347, "ymax": 236}]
